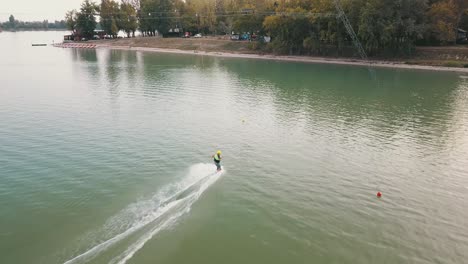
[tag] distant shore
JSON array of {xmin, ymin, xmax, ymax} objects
[
  {"xmin": 89, "ymin": 37, "xmax": 468, "ymax": 73},
  {"xmin": 0, "ymin": 29, "xmax": 68, "ymax": 32}
]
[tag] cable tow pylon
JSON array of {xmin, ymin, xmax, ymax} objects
[{"xmin": 333, "ymin": 0, "xmax": 376, "ymax": 80}]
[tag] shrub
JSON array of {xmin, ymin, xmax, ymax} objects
[
  {"xmin": 443, "ymin": 61, "xmax": 463, "ymax": 67},
  {"xmin": 303, "ymin": 36, "xmax": 320, "ymax": 55},
  {"xmin": 268, "ymin": 40, "xmax": 289, "ymax": 55},
  {"xmin": 248, "ymin": 41, "xmax": 262, "ymax": 51}
]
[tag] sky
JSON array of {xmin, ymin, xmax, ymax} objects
[{"xmin": 0, "ymin": 0, "xmax": 89, "ymax": 21}]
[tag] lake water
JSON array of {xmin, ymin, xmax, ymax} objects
[{"xmin": 1, "ymin": 31, "xmax": 468, "ymax": 264}]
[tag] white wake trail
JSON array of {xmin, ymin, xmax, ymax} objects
[
  {"xmin": 63, "ymin": 163, "xmax": 224, "ymax": 264},
  {"xmin": 112, "ymin": 168, "xmax": 223, "ymax": 264}
]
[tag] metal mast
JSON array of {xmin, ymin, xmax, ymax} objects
[{"xmin": 333, "ymin": 0, "xmax": 376, "ymax": 78}]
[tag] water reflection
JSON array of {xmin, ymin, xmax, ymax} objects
[
  {"xmin": 219, "ymin": 59, "xmax": 462, "ymax": 148},
  {"xmin": 3, "ymin": 41, "xmax": 468, "ymax": 264},
  {"xmin": 71, "ymin": 50, "xmax": 466, "ymax": 162}
]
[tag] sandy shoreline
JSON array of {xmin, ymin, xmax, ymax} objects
[{"xmin": 97, "ymin": 44, "xmax": 468, "ymax": 73}]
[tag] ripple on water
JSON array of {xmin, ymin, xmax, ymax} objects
[{"xmin": 1, "ymin": 45, "xmax": 468, "ymax": 264}]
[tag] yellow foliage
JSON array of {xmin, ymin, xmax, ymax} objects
[{"xmin": 428, "ymin": 0, "xmax": 458, "ymax": 43}]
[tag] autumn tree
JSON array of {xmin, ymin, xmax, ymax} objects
[{"xmin": 428, "ymin": 0, "xmax": 458, "ymax": 43}]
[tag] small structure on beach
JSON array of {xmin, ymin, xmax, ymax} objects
[
  {"xmin": 64, "ymin": 29, "xmax": 106, "ymax": 42},
  {"xmin": 63, "ymin": 34, "xmax": 76, "ymax": 42},
  {"xmin": 457, "ymin": 28, "xmax": 467, "ymax": 43},
  {"xmin": 163, "ymin": 27, "xmax": 183, "ymax": 38}
]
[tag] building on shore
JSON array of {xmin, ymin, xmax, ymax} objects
[{"xmin": 64, "ymin": 29, "xmax": 105, "ymax": 41}]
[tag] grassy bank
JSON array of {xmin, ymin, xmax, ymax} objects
[{"xmin": 90, "ymin": 36, "xmax": 253, "ymax": 53}]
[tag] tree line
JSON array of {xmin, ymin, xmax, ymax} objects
[
  {"xmin": 65, "ymin": 0, "xmax": 467, "ymax": 56},
  {"xmin": 1, "ymin": 15, "xmax": 67, "ymax": 31}
]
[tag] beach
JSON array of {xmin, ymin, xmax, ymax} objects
[{"xmin": 89, "ymin": 37, "xmax": 468, "ymax": 73}]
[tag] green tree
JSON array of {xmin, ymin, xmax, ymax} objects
[
  {"xmin": 454, "ymin": 0, "xmax": 468, "ymax": 43},
  {"xmin": 76, "ymin": 0, "xmax": 99, "ymax": 39},
  {"xmin": 153, "ymin": 0, "xmax": 174, "ymax": 36},
  {"xmin": 65, "ymin": 10, "xmax": 78, "ymax": 32},
  {"xmin": 196, "ymin": 0, "xmax": 216, "ymax": 34},
  {"xmin": 460, "ymin": 10, "xmax": 468, "ymax": 30},
  {"xmin": 233, "ymin": 10, "xmax": 265, "ymax": 35},
  {"xmin": 358, "ymin": 0, "xmax": 427, "ymax": 55},
  {"xmin": 263, "ymin": 8, "xmax": 311, "ymax": 54},
  {"xmin": 178, "ymin": 0, "xmax": 198, "ymax": 33},
  {"xmin": 8, "ymin": 14, "xmax": 16, "ymax": 29},
  {"xmin": 214, "ymin": 0, "xmax": 226, "ymax": 34},
  {"xmin": 119, "ymin": 0, "xmax": 138, "ymax": 37},
  {"xmin": 100, "ymin": 0, "xmax": 120, "ymax": 37},
  {"xmin": 139, "ymin": 0, "xmax": 157, "ymax": 36}
]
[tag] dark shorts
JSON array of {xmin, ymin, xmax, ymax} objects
[{"xmin": 214, "ymin": 160, "xmax": 221, "ymax": 170}]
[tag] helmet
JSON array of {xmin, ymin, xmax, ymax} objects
[{"xmin": 217, "ymin": 150, "xmax": 222, "ymax": 155}]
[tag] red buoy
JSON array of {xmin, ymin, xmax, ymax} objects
[{"xmin": 377, "ymin": 192, "xmax": 382, "ymax": 198}]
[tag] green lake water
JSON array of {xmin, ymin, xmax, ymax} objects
[{"xmin": 1, "ymin": 31, "xmax": 468, "ymax": 264}]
